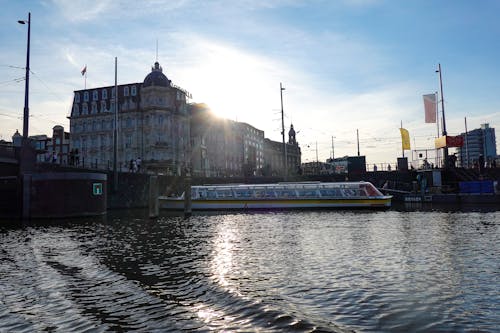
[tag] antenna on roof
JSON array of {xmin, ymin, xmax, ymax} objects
[{"xmin": 156, "ymin": 39, "xmax": 158, "ymax": 62}]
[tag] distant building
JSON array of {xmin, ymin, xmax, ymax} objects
[
  {"xmin": 263, "ymin": 124, "xmax": 301, "ymax": 176},
  {"xmin": 68, "ymin": 61, "xmax": 190, "ymax": 174},
  {"xmin": 189, "ymin": 103, "xmax": 267, "ymax": 177},
  {"xmin": 239, "ymin": 122, "xmax": 265, "ymax": 176},
  {"xmin": 30, "ymin": 134, "xmax": 49, "ymax": 163},
  {"xmin": 457, "ymin": 123, "xmax": 497, "ymax": 167},
  {"xmin": 47, "ymin": 125, "xmax": 70, "ymax": 164}
]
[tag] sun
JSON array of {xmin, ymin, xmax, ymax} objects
[{"xmin": 181, "ymin": 40, "xmax": 280, "ymax": 131}]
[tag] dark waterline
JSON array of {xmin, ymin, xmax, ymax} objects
[{"xmin": 1, "ymin": 208, "xmax": 498, "ymax": 332}]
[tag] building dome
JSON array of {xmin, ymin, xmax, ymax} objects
[{"xmin": 143, "ymin": 62, "xmax": 171, "ymax": 88}]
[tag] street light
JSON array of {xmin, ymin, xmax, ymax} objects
[{"xmin": 18, "ymin": 12, "xmax": 31, "ymax": 142}]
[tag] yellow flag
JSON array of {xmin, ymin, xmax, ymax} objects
[{"xmin": 400, "ymin": 128, "xmax": 410, "ymax": 150}]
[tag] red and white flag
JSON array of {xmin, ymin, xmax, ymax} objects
[
  {"xmin": 423, "ymin": 93, "xmax": 437, "ymax": 123},
  {"xmin": 81, "ymin": 65, "xmax": 87, "ymax": 76}
]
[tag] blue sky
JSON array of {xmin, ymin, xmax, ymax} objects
[{"xmin": 1, "ymin": 0, "xmax": 499, "ymax": 165}]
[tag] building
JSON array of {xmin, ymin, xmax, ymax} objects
[
  {"xmin": 263, "ymin": 124, "xmax": 302, "ymax": 176},
  {"xmin": 47, "ymin": 125, "xmax": 70, "ymax": 164},
  {"xmin": 457, "ymin": 123, "xmax": 497, "ymax": 167},
  {"xmin": 190, "ymin": 103, "xmax": 268, "ymax": 177},
  {"xmin": 239, "ymin": 122, "xmax": 265, "ymax": 176},
  {"xmin": 68, "ymin": 61, "xmax": 190, "ymax": 174}
]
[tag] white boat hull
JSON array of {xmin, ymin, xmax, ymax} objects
[{"xmin": 159, "ymin": 197, "xmax": 392, "ymax": 210}]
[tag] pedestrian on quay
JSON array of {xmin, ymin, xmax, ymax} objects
[{"xmin": 136, "ymin": 157, "xmax": 142, "ymax": 172}]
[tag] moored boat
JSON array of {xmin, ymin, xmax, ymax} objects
[{"xmin": 159, "ymin": 181, "xmax": 392, "ymax": 210}]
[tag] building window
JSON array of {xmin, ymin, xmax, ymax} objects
[
  {"xmin": 124, "ymin": 86, "xmax": 129, "ymax": 96},
  {"xmin": 131, "ymin": 85, "xmax": 137, "ymax": 96},
  {"xmin": 102, "ymin": 89, "xmax": 107, "ymax": 99},
  {"xmin": 84, "ymin": 91, "xmax": 89, "ymax": 102},
  {"xmin": 93, "ymin": 90, "xmax": 98, "ymax": 101},
  {"xmin": 82, "ymin": 103, "xmax": 88, "ymax": 115},
  {"xmin": 75, "ymin": 93, "xmax": 80, "ymax": 103},
  {"xmin": 100, "ymin": 100, "xmax": 107, "ymax": 112},
  {"xmin": 91, "ymin": 102, "xmax": 97, "ymax": 114},
  {"xmin": 73, "ymin": 104, "xmax": 79, "ymax": 115}
]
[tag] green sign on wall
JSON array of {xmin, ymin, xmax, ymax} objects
[{"xmin": 93, "ymin": 183, "xmax": 103, "ymax": 195}]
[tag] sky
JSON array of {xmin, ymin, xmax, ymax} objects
[{"xmin": 1, "ymin": 0, "xmax": 500, "ymax": 166}]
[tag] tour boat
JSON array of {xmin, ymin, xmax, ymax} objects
[{"xmin": 159, "ymin": 181, "xmax": 392, "ymax": 210}]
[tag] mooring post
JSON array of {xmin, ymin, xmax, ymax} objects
[
  {"xmin": 184, "ymin": 169, "xmax": 192, "ymax": 218},
  {"xmin": 149, "ymin": 175, "xmax": 158, "ymax": 218},
  {"xmin": 22, "ymin": 173, "xmax": 32, "ymax": 220}
]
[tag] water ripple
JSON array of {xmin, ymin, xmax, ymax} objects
[{"xmin": 1, "ymin": 209, "xmax": 498, "ymax": 332}]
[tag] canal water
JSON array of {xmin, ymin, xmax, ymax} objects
[{"xmin": 1, "ymin": 207, "xmax": 498, "ymax": 332}]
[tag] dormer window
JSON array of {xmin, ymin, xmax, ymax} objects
[
  {"xmin": 83, "ymin": 91, "xmax": 89, "ymax": 102},
  {"xmin": 82, "ymin": 103, "xmax": 88, "ymax": 115},
  {"xmin": 131, "ymin": 85, "xmax": 137, "ymax": 96},
  {"xmin": 93, "ymin": 90, "xmax": 98, "ymax": 101},
  {"xmin": 124, "ymin": 86, "xmax": 129, "ymax": 96},
  {"xmin": 74, "ymin": 93, "xmax": 80, "ymax": 103},
  {"xmin": 102, "ymin": 89, "xmax": 107, "ymax": 99}
]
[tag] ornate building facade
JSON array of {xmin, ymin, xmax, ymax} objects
[
  {"xmin": 263, "ymin": 124, "xmax": 302, "ymax": 176},
  {"xmin": 69, "ymin": 62, "xmax": 190, "ymax": 174}
]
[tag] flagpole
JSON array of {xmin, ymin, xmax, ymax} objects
[
  {"xmin": 435, "ymin": 91, "xmax": 439, "ymax": 167},
  {"xmin": 401, "ymin": 120, "xmax": 404, "ymax": 158},
  {"xmin": 437, "ymin": 63, "xmax": 448, "ymax": 166},
  {"xmin": 84, "ymin": 64, "xmax": 87, "ymax": 89},
  {"xmin": 464, "ymin": 117, "xmax": 469, "ymax": 168}
]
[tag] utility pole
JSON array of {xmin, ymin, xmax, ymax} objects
[
  {"xmin": 113, "ymin": 57, "xmax": 118, "ymax": 191},
  {"xmin": 280, "ymin": 82, "xmax": 287, "ymax": 179}
]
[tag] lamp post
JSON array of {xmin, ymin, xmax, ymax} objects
[
  {"xmin": 18, "ymin": 12, "xmax": 31, "ymax": 143},
  {"xmin": 331, "ymin": 136, "xmax": 335, "ymax": 160},
  {"xmin": 18, "ymin": 12, "xmax": 32, "ymax": 219}
]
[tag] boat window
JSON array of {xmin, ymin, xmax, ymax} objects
[
  {"xmin": 206, "ymin": 190, "xmax": 217, "ymax": 199},
  {"xmin": 234, "ymin": 190, "xmax": 252, "ymax": 198},
  {"xmin": 319, "ymin": 189, "xmax": 338, "ymax": 197},
  {"xmin": 358, "ymin": 187, "xmax": 369, "ymax": 197},
  {"xmin": 264, "ymin": 190, "xmax": 276, "ymax": 198},
  {"xmin": 254, "ymin": 189, "xmax": 265, "ymax": 198},
  {"xmin": 275, "ymin": 189, "xmax": 296, "ymax": 198},
  {"xmin": 363, "ymin": 183, "xmax": 381, "ymax": 196},
  {"xmin": 297, "ymin": 189, "xmax": 318, "ymax": 197},
  {"xmin": 341, "ymin": 189, "xmax": 358, "ymax": 197},
  {"xmin": 217, "ymin": 190, "xmax": 234, "ymax": 198}
]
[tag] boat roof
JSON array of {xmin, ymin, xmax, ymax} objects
[{"xmin": 194, "ymin": 181, "xmax": 374, "ymax": 190}]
